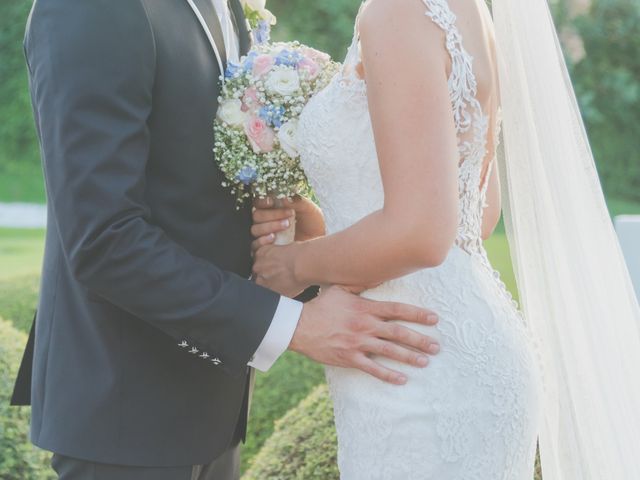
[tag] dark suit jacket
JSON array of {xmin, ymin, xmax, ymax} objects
[{"xmin": 16, "ymin": 0, "xmax": 281, "ymax": 467}]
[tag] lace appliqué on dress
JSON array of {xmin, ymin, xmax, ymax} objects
[{"xmin": 295, "ymin": 1, "xmax": 543, "ymax": 478}]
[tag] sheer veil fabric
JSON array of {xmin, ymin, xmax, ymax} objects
[{"xmin": 492, "ymin": 0, "xmax": 640, "ymax": 478}]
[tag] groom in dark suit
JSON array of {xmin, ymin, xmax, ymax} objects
[{"xmin": 13, "ymin": 0, "xmax": 440, "ymax": 478}]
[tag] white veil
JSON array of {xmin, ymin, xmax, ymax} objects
[{"xmin": 492, "ymin": 0, "xmax": 640, "ymax": 478}]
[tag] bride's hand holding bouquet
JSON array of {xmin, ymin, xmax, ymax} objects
[{"xmin": 250, "ymin": 195, "xmax": 325, "ymax": 248}]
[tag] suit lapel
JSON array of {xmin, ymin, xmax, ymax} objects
[
  {"xmin": 185, "ymin": 0, "xmax": 227, "ymax": 75},
  {"xmin": 228, "ymin": 0, "xmax": 251, "ymax": 56}
]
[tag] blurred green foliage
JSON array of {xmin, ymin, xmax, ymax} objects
[
  {"xmin": 269, "ymin": 0, "xmax": 361, "ymax": 60},
  {"xmin": 0, "ymin": 1, "xmax": 42, "ymax": 201},
  {"xmin": 569, "ymin": 0, "xmax": 640, "ymax": 201},
  {"xmin": 1, "ymin": 0, "xmax": 638, "ymax": 202}
]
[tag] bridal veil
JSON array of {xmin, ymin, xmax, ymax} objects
[{"xmin": 492, "ymin": 0, "xmax": 640, "ymax": 477}]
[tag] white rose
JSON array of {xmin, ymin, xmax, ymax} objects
[
  {"xmin": 278, "ymin": 120, "xmax": 299, "ymax": 158},
  {"xmin": 217, "ymin": 99, "xmax": 246, "ymax": 127},
  {"xmin": 242, "ymin": 0, "xmax": 266, "ymax": 11},
  {"xmin": 259, "ymin": 8, "xmax": 277, "ymax": 25},
  {"xmin": 265, "ymin": 68, "xmax": 301, "ymax": 97}
]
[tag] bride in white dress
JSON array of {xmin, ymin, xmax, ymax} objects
[
  {"xmin": 256, "ymin": 0, "xmax": 541, "ymax": 477},
  {"xmin": 252, "ymin": 0, "xmax": 640, "ymax": 478}
]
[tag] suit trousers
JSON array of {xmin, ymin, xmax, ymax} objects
[{"xmin": 51, "ymin": 444, "xmax": 240, "ymax": 480}]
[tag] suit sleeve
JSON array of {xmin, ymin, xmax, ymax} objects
[{"xmin": 25, "ymin": 0, "xmax": 280, "ymax": 376}]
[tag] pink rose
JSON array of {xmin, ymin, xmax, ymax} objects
[
  {"xmin": 302, "ymin": 47, "xmax": 330, "ymax": 64},
  {"xmin": 298, "ymin": 57, "xmax": 320, "ymax": 79},
  {"xmin": 245, "ymin": 117, "xmax": 275, "ymax": 153},
  {"xmin": 241, "ymin": 87, "xmax": 260, "ymax": 112},
  {"xmin": 252, "ymin": 55, "xmax": 275, "ymax": 77}
]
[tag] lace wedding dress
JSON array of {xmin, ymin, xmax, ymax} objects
[{"xmin": 296, "ymin": 1, "xmax": 543, "ymax": 478}]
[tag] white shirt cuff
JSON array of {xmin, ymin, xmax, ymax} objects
[{"xmin": 248, "ymin": 296, "xmax": 303, "ymax": 372}]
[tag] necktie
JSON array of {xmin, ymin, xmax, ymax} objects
[{"xmin": 211, "ymin": 0, "xmax": 240, "ymax": 63}]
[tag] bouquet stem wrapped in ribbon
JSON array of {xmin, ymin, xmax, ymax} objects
[{"xmin": 214, "ymin": 37, "xmax": 340, "ymax": 244}]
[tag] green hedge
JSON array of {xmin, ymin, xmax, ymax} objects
[
  {"xmin": 243, "ymin": 384, "xmax": 339, "ymax": 480},
  {"xmin": 243, "ymin": 352, "xmax": 325, "ymax": 471},
  {"xmin": 0, "ymin": 317, "xmax": 54, "ymax": 479},
  {"xmin": 0, "ymin": 275, "xmax": 39, "ymax": 333}
]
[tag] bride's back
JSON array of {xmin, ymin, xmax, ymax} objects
[{"xmin": 445, "ymin": 0, "xmax": 502, "ymax": 182}]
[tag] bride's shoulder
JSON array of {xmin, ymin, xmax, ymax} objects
[{"xmin": 358, "ymin": 0, "xmax": 445, "ymax": 44}]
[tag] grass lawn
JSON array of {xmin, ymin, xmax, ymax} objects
[
  {"xmin": 0, "ymin": 228, "xmax": 45, "ymax": 280},
  {"xmin": 485, "ymin": 232, "xmax": 517, "ymax": 299},
  {"xmin": 0, "ymin": 228, "xmax": 45, "ymax": 332}
]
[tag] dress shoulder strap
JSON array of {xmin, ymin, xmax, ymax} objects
[
  {"xmin": 343, "ymin": 1, "xmax": 368, "ymax": 66},
  {"xmin": 422, "ymin": 0, "xmax": 459, "ymax": 31},
  {"xmin": 421, "ymin": 0, "xmax": 481, "ymax": 134}
]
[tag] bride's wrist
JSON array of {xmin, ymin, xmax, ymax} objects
[{"xmin": 292, "ymin": 241, "xmax": 315, "ymax": 288}]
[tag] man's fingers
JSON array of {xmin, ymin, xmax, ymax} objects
[
  {"xmin": 251, "ymin": 220, "xmax": 291, "ymax": 238},
  {"xmin": 253, "ymin": 207, "xmax": 295, "ymax": 224},
  {"xmin": 352, "ymin": 355, "xmax": 407, "ymax": 385},
  {"xmin": 376, "ymin": 323, "xmax": 440, "ymax": 355},
  {"xmin": 364, "ymin": 339, "xmax": 430, "ymax": 368},
  {"xmin": 366, "ymin": 300, "xmax": 438, "ymax": 326},
  {"xmin": 251, "ymin": 235, "xmax": 275, "ymax": 254}
]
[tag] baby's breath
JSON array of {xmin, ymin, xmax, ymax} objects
[{"xmin": 214, "ymin": 42, "xmax": 341, "ymax": 208}]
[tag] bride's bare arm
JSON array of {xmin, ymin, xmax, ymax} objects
[{"xmin": 252, "ymin": 1, "xmax": 459, "ymax": 294}]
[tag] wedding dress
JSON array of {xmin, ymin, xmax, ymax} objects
[{"xmin": 296, "ymin": 0, "xmax": 543, "ymax": 478}]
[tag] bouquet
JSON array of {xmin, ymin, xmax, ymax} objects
[{"xmin": 213, "ymin": 41, "xmax": 340, "ymax": 243}]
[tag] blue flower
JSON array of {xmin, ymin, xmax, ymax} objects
[
  {"xmin": 252, "ymin": 20, "xmax": 271, "ymax": 45},
  {"xmin": 236, "ymin": 166, "xmax": 257, "ymax": 186},
  {"xmin": 258, "ymin": 105, "xmax": 285, "ymax": 128},
  {"xmin": 275, "ymin": 49, "xmax": 302, "ymax": 67},
  {"xmin": 224, "ymin": 61, "xmax": 242, "ymax": 79},
  {"xmin": 242, "ymin": 51, "xmax": 259, "ymax": 73}
]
